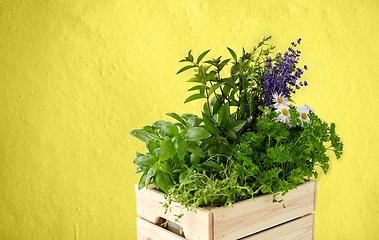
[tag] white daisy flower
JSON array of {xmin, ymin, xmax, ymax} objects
[
  {"xmin": 275, "ymin": 105, "xmax": 291, "ymax": 124},
  {"xmin": 296, "ymin": 104, "xmax": 312, "ymax": 125},
  {"xmin": 272, "ymin": 92, "xmax": 289, "ymax": 109}
]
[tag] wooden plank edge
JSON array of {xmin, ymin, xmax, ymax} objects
[
  {"xmin": 136, "ymin": 184, "xmax": 213, "ymax": 240},
  {"xmin": 210, "ymin": 180, "xmax": 316, "ymax": 240},
  {"xmin": 239, "ymin": 213, "xmax": 315, "ymax": 240},
  {"xmin": 313, "ymin": 181, "xmax": 318, "ymax": 212},
  {"xmin": 137, "ymin": 217, "xmax": 186, "ymax": 240}
]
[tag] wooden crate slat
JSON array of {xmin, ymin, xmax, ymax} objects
[
  {"xmin": 137, "ymin": 217, "xmax": 186, "ymax": 240},
  {"xmin": 136, "ymin": 185, "xmax": 213, "ymax": 240},
  {"xmin": 211, "ymin": 181, "xmax": 317, "ymax": 240},
  {"xmin": 240, "ymin": 213, "xmax": 315, "ymax": 240},
  {"xmin": 313, "ymin": 181, "xmax": 318, "ymax": 212},
  {"xmin": 136, "ymin": 181, "xmax": 317, "ymax": 240}
]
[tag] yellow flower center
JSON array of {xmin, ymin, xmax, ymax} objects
[
  {"xmin": 301, "ymin": 112, "xmax": 307, "ymax": 119},
  {"xmin": 277, "ymin": 97, "xmax": 283, "ymax": 104},
  {"xmin": 282, "ymin": 108, "xmax": 289, "ymax": 115}
]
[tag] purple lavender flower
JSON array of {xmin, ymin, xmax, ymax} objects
[{"xmin": 262, "ymin": 39, "xmax": 308, "ymax": 106}]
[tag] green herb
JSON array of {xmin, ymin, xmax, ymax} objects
[{"xmin": 130, "ymin": 36, "xmax": 343, "ymax": 226}]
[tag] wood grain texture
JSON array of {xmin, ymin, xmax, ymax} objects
[
  {"xmin": 211, "ymin": 181, "xmax": 317, "ymax": 240},
  {"xmin": 135, "ymin": 181, "xmax": 317, "ymax": 240},
  {"xmin": 240, "ymin": 214, "xmax": 315, "ymax": 240},
  {"xmin": 137, "ymin": 217, "xmax": 186, "ymax": 240},
  {"xmin": 136, "ymin": 185, "xmax": 213, "ymax": 240}
]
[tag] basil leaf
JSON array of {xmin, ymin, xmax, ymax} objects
[
  {"xmin": 138, "ymin": 172, "xmax": 148, "ymax": 190},
  {"xmin": 166, "ymin": 112, "xmax": 188, "ymax": 126},
  {"xmin": 129, "ymin": 129, "xmax": 159, "ymax": 143},
  {"xmin": 161, "ymin": 122, "xmax": 179, "ymax": 136},
  {"xmin": 184, "ymin": 127, "xmax": 211, "ymax": 141},
  {"xmin": 202, "ymin": 161, "xmax": 223, "ymax": 172},
  {"xmin": 133, "ymin": 153, "xmax": 158, "ymax": 167},
  {"xmin": 155, "ymin": 171, "xmax": 172, "ymax": 193},
  {"xmin": 187, "ymin": 116, "xmax": 203, "ymax": 127},
  {"xmin": 175, "ymin": 138, "xmax": 187, "ymax": 160},
  {"xmin": 187, "ymin": 145, "xmax": 206, "ymax": 158},
  {"xmin": 159, "ymin": 139, "xmax": 176, "ymax": 160}
]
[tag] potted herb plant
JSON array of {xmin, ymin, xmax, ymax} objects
[{"xmin": 131, "ymin": 36, "xmax": 343, "ymax": 240}]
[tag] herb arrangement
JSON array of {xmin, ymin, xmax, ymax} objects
[{"xmin": 130, "ymin": 36, "xmax": 343, "ymax": 220}]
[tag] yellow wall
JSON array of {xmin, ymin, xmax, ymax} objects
[{"xmin": 1, "ymin": 0, "xmax": 378, "ymax": 239}]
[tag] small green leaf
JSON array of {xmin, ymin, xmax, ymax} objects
[
  {"xmin": 181, "ymin": 113, "xmax": 196, "ymax": 121},
  {"xmin": 187, "ymin": 85, "xmax": 206, "ymax": 91},
  {"xmin": 138, "ymin": 172, "xmax": 148, "ymax": 190},
  {"xmin": 152, "ymin": 149, "xmax": 160, "ymax": 159},
  {"xmin": 187, "ymin": 116, "xmax": 203, "ymax": 127},
  {"xmin": 187, "ymin": 145, "xmax": 206, "ymax": 158},
  {"xmin": 190, "ymin": 153, "xmax": 201, "ymax": 165},
  {"xmin": 153, "ymin": 177, "xmax": 160, "ymax": 190},
  {"xmin": 224, "ymin": 128, "xmax": 237, "ymax": 139},
  {"xmin": 159, "ymin": 164, "xmax": 173, "ymax": 176},
  {"xmin": 196, "ymin": 49, "xmax": 211, "ymax": 64},
  {"xmin": 204, "ymin": 60, "xmax": 217, "ymax": 67},
  {"xmin": 152, "ymin": 121, "xmax": 168, "ymax": 130},
  {"xmin": 211, "ymin": 98, "xmax": 223, "ymax": 115},
  {"xmin": 146, "ymin": 139, "xmax": 159, "ymax": 153},
  {"xmin": 175, "ymin": 138, "xmax": 187, "ymax": 160},
  {"xmin": 184, "ymin": 127, "xmax": 212, "ymax": 141},
  {"xmin": 202, "ymin": 161, "xmax": 223, "ymax": 172},
  {"xmin": 202, "ymin": 114, "xmax": 220, "ymax": 135},
  {"xmin": 226, "ymin": 120, "xmax": 246, "ymax": 132},
  {"xmin": 203, "ymin": 103, "xmax": 211, "ymax": 117},
  {"xmin": 229, "ymin": 100, "xmax": 238, "ymax": 106},
  {"xmin": 134, "ymin": 167, "xmax": 143, "ymax": 175},
  {"xmin": 224, "ymin": 77, "xmax": 238, "ymax": 89},
  {"xmin": 129, "ymin": 129, "xmax": 160, "ymax": 143},
  {"xmin": 166, "ymin": 113, "xmax": 188, "ymax": 126},
  {"xmin": 155, "ymin": 171, "xmax": 172, "ymax": 193},
  {"xmin": 133, "ymin": 154, "xmax": 158, "ymax": 167},
  {"xmin": 142, "ymin": 125, "xmax": 155, "ymax": 133},
  {"xmin": 219, "ymin": 58, "xmax": 231, "ymax": 71},
  {"xmin": 172, "ymin": 155, "xmax": 182, "ymax": 164},
  {"xmin": 179, "ymin": 169, "xmax": 190, "ymax": 183},
  {"xmin": 187, "ymin": 77, "xmax": 201, "ymax": 83},
  {"xmin": 184, "ymin": 93, "xmax": 205, "ymax": 104},
  {"xmin": 208, "ymin": 82, "xmax": 224, "ymax": 96},
  {"xmin": 177, "ymin": 65, "xmax": 196, "ymax": 74},
  {"xmin": 205, "ymin": 71, "xmax": 217, "ymax": 81},
  {"xmin": 146, "ymin": 164, "xmax": 159, "ymax": 186},
  {"xmin": 218, "ymin": 102, "xmax": 230, "ymax": 126},
  {"xmin": 159, "ymin": 139, "xmax": 176, "ymax": 161},
  {"xmin": 227, "ymin": 47, "xmax": 237, "ymax": 62},
  {"xmin": 222, "ymin": 84, "xmax": 231, "ymax": 96},
  {"xmin": 198, "ymin": 65, "xmax": 211, "ymax": 76},
  {"xmin": 161, "ymin": 122, "xmax": 179, "ymax": 136},
  {"xmin": 136, "ymin": 151, "xmax": 144, "ymax": 157}
]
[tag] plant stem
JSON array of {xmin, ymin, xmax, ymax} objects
[{"xmin": 205, "ymin": 85, "xmax": 212, "ymax": 117}]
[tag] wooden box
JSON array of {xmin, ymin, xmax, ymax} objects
[{"xmin": 136, "ymin": 180, "xmax": 317, "ymax": 240}]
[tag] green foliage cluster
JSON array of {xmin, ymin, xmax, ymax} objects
[{"xmin": 130, "ymin": 36, "xmax": 343, "ymax": 226}]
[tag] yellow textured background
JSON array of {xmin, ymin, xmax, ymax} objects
[{"xmin": 0, "ymin": 0, "xmax": 378, "ymax": 239}]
